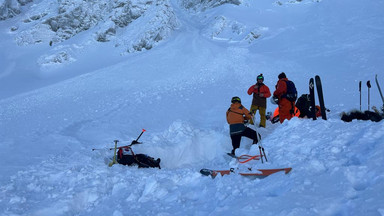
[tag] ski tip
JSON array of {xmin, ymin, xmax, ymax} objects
[{"xmin": 285, "ymin": 167, "xmax": 292, "ymax": 174}]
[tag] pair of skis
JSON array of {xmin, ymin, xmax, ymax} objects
[
  {"xmin": 203, "ymin": 145, "xmax": 290, "ymax": 179},
  {"xmin": 309, "ymin": 75, "xmax": 327, "ymax": 120},
  {"xmin": 200, "ymin": 167, "xmax": 292, "ymax": 179},
  {"xmin": 201, "ymin": 153, "xmax": 291, "ymax": 179}
]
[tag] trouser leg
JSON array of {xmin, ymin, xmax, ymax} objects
[
  {"xmin": 249, "ymin": 105, "xmax": 258, "ymax": 125},
  {"xmin": 230, "ymin": 134, "xmax": 241, "ymax": 154},
  {"xmin": 259, "ymin": 107, "xmax": 266, "ymax": 127},
  {"xmin": 279, "ymin": 100, "xmax": 293, "ymax": 123},
  {"xmin": 242, "ymin": 127, "xmax": 258, "ymax": 144}
]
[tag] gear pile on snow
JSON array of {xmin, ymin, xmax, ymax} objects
[{"xmin": 341, "ymin": 109, "xmax": 383, "ymax": 122}]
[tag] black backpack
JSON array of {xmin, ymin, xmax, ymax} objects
[
  {"xmin": 296, "ymin": 94, "xmax": 311, "ymax": 117},
  {"xmin": 283, "ymin": 80, "xmax": 297, "ymax": 102}
]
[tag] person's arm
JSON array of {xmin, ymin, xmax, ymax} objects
[
  {"xmin": 247, "ymin": 85, "xmax": 256, "ymax": 95},
  {"xmin": 273, "ymin": 80, "xmax": 287, "ymax": 97},
  {"xmin": 260, "ymin": 85, "xmax": 271, "ymax": 98},
  {"xmin": 243, "ymin": 107, "xmax": 252, "ymax": 120}
]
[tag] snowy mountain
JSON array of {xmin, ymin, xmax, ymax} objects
[{"xmin": 1, "ymin": 0, "xmax": 384, "ymax": 215}]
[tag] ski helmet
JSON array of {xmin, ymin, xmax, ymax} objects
[
  {"xmin": 257, "ymin": 74, "xmax": 264, "ymax": 81},
  {"xmin": 231, "ymin": 96, "xmax": 241, "ymax": 103}
]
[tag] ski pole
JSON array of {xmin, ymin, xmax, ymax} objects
[
  {"xmin": 261, "ymin": 146, "xmax": 268, "ymax": 162},
  {"xmin": 259, "ymin": 146, "xmax": 264, "ymax": 163},
  {"xmin": 367, "ymin": 81, "xmax": 371, "ymax": 111},
  {"xmin": 257, "ymin": 131, "xmax": 267, "ymax": 162},
  {"xmin": 251, "ymin": 114, "xmax": 265, "ymax": 163},
  {"xmin": 258, "ymin": 133, "xmax": 268, "ymax": 162},
  {"xmin": 132, "ymin": 129, "xmax": 146, "ymax": 144},
  {"xmin": 359, "ymin": 81, "xmax": 362, "ymax": 111},
  {"xmin": 107, "ymin": 129, "xmax": 147, "ymax": 150},
  {"xmin": 252, "ymin": 121, "xmax": 267, "ymax": 163},
  {"xmin": 375, "ymin": 74, "xmax": 384, "ymax": 109}
]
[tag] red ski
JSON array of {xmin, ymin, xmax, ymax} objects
[{"xmin": 200, "ymin": 167, "xmax": 292, "ymax": 179}]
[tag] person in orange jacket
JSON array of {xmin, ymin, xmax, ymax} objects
[
  {"xmin": 226, "ymin": 96, "xmax": 259, "ymax": 155},
  {"xmin": 273, "ymin": 72, "xmax": 295, "ymax": 123},
  {"xmin": 247, "ymin": 74, "xmax": 271, "ymax": 127}
]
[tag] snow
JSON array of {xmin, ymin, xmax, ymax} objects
[{"xmin": 1, "ymin": 0, "xmax": 384, "ymax": 215}]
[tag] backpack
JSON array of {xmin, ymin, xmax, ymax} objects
[
  {"xmin": 283, "ymin": 80, "xmax": 297, "ymax": 102},
  {"xmin": 296, "ymin": 94, "xmax": 311, "ymax": 117}
]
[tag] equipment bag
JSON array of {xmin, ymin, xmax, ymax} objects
[
  {"xmin": 296, "ymin": 94, "xmax": 311, "ymax": 117},
  {"xmin": 283, "ymin": 80, "xmax": 298, "ymax": 102}
]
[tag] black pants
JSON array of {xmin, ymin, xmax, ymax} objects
[
  {"xmin": 230, "ymin": 127, "xmax": 258, "ymax": 154},
  {"xmin": 117, "ymin": 154, "xmax": 161, "ymax": 169}
]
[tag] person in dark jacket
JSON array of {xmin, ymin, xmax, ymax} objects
[
  {"xmin": 247, "ymin": 74, "xmax": 271, "ymax": 127},
  {"xmin": 226, "ymin": 96, "xmax": 259, "ymax": 155}
]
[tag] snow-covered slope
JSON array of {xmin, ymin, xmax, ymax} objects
[{"xmin": 1, "ymin": 0, "xmax": 384, "ymax": 215}]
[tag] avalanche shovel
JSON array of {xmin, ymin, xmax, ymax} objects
[{"xmin": 108, "ymin": 140, "xmax": 119, "ymax": 167}]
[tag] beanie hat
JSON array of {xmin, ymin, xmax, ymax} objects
[{"xmin": 278, "ymin": 72, "xmax": 286, "ymax": 79}]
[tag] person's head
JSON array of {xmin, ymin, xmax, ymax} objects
[
  {"xmin": 231, "ymin": 96, "xmax": 241, "ymax": 104},
  {"xmin": 278, "ymin": 72, "xmax": 286, "ymax": 79},
  {"xmin": 257, "ymin": 74, "xmax": 264, "ymax": 83}
]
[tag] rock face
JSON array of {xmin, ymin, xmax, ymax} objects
[
  {"xmin": 1, "ymin": 0, "xmax": 245, "ymax": 68},
  {"xmin": 2, "ymin": 0, "xmax": 180, "ymax": 53},
  {"xmin": 179, "ymin": 0, "xmax": 241, "ymax": 11}
]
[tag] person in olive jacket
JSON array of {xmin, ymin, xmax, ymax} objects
[
  {"xmin": 247, "ymin": 74, "xmax": 271, "ymax": 127},
  {"xmin": 226, "ymin": 96, "xmax": 259, "ymax": 155}
]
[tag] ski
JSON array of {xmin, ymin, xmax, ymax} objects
[
  {"xmin": 375, "ymin": 74, "xmax": 384, "ymax": 106},
  {"xmin": 200, "ymin": 167, "xmax": 292, "ymax": 179},
  {"xmin": 315, "ymin": 75, "xmax": 327, "ymax": 120},
  {"xmin": 309, "ymin": 78, "xmax": 316, "ymax": 120}
]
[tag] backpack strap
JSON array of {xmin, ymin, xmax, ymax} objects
[{"xmin": 228, "ymin": 108, "xmax": 244, "ymax": 116}]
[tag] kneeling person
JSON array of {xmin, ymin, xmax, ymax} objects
[{"xmin": 226, "ymin": 96, "xmax": 259, "ymax": 155}]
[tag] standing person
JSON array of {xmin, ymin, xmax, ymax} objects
[
  {"xmin": 273, "ymin": 72, "xmax": 296, "ymax": 123},
  {"xmin": 226, "ymin": 96, "xmax": 259, "ymax": 155},
  {"xmin": 247, "ymin": 74, "xmax": 271, "ymax": 127}
]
